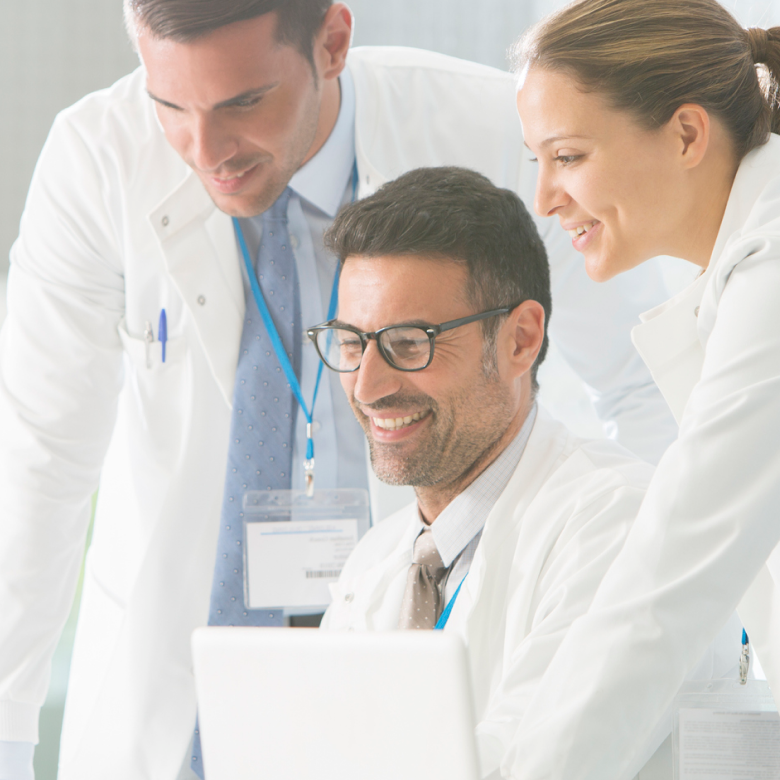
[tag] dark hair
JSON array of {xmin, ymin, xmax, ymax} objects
[
  {"xmin": 325, "ymin": 166, "xmax": 551, "ymax": 387},
  {"xmin": 125, "ymin": 0, "xmax": 333, "ymax": 67},
  {"xmin": 512, "ymin": 0, "xmax": 780, "ymax": 160}
]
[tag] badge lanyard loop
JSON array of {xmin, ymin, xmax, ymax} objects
[
  {"xmin": 435, "ymin": 575, "xmax": 467, "ymax": 630},
  {"xmin": 232, "ymin": 164, "xmax": 358, "ymax": 497}
]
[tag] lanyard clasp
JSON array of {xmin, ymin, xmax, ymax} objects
[{"xmin": 303, "ymin": 458, "xmax": 315, "ymax": 497}]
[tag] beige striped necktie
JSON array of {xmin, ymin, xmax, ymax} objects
[{"xmin": 397, "ymin": 528, "xmax": 448, "ymax": 630}]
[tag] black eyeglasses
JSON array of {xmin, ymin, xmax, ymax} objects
[{"xmin": 307, "ymin": 304, "xmax": 520, "ymax": 373}]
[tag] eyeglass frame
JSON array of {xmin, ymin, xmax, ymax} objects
[{"xmin": 306, "ymin": 302, "xmax": 522, "ymax": 373}]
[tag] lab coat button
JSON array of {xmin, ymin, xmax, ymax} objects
[
  {"xmin": 290, "ymin": 235, "xmax": 299, "ymax": 250},
  {"xmin": 694, "ymin": 306, "xmax": 700, "ymax": 317},
  {"xmin": 344, "ymin": 592, "xmax": 354, "ymax": 603},
  {"xmin": 161, "ymin": 215, "xmax": 169, "ymax": 227},
  {"xmin": 197, "ymin": 295, "xmax": 206, "ymax": 306}
]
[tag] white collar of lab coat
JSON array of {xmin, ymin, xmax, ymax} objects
[
  {"xmin": 630, "ymin": 135, "xmax": 780, "ymax": 423},
  {"xmin": 338, "ymin": 408, "xmax": 572, "ymax": 630}
]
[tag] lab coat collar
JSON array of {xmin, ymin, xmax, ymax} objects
[
  {"xmin": 708, "ymin": 135, "xmax": 780, "ymax": 270},
  {"xmin": 631, "ymin": 136, "xmax": 780, "ymax": 424},
  {"xmin": 333, "ymin": 505, "xmax": 420, "ymax": 630},
  {"xmin": 148, "ymin": 172, "xmax": 245, "ymax": 409},
  {"xmin": 288, "ymin": 67, "xmax": 357, "ymax": 217},
  {"xmin": 339, "ymin": 408, "xmax": 572, "ymax": 634},
  {"xmin": 464, "ymin": 409, "xmax": 566, "ymax": 615}
]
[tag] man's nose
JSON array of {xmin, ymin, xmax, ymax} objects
[
  {"xmin": 534, "ymin": 165, "xmax": 569, "ymax": 217},
  {"xmin": 189, "ymin": 114, "xmax": 238, "ymax": 173},
  {"xmin": 352, "ymin": 341, "xmax": 403, "ymax": 407}
]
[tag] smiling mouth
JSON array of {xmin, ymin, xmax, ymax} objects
[
  {"xmin": 567, "ymin": 221, "xmax": 598, "ymax": 239},
  {"xmin": 211, "ymin": 166, "xmax": 256, "ymax": 182},
  {"xmin": 372, "ymin": 411, "xmax": 429, "ymax": 430}
]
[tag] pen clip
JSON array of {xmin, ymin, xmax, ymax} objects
[{"xmin": 158, "ymin": 309, "xmax": 168, "ymax": 364}]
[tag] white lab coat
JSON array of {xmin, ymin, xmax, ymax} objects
[
  {"xmin": 511, "ymin": 135, "xmax": 780, "ymax": 780},
  {"xmin": 322, "ymin": 410, "xmax": 655, "ymax": 778},
  {"xmin": 0, "ymin": 47, "xmax": 674, "ymax": 779}
]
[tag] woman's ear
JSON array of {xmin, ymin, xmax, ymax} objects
[{"xmin": 669, "ymin": 103, "xmax": 711, "ymax": 168}]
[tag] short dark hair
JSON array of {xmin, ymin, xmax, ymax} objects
[
  {"xmin": 126, "ymin": 0, "xmax": 333, "ymax": 67},
  {"xmin": 325, "ymin": 167, "xmax": 552, "ymax": 386}
]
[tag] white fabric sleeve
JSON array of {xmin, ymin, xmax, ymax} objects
[
  {"xmin": 508, "ymin": 247, "xmax": 780, "ymax": 779},
  {"xmin": 0, "ymin": 742, "xmax": 35, "ymax": 780},
  {"xmin": 0, "ymin": 110, "xmax": 125, "ymax": 741},
  {"xmin": 520, "ymin": 159, "xmax": 678, "ymax": 465},
  {"xmin": 475, "ymin": 481, "xmax": 644, "ymax": 778}
]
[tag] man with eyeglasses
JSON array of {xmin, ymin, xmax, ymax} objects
[{"xmin": 313, "ymin": 166, "xmax": 660, "ymax": 777}]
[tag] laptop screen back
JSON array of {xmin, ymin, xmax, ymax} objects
[{"xmin": 191, "ymin": 627, "xmax": 481, "ymax": 780}]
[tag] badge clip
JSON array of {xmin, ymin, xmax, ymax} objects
[{"xmin": 740, "ymin": 629, "xmax": 750, "ymax": 685}]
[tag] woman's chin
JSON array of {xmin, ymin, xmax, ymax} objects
[
  {"xmin": 584, "ymin": 246, "xmax": 645, "ymax": 283},
  {"xmin": 584, "ymin": 252, "xmax": 620, "ymax": 283}
]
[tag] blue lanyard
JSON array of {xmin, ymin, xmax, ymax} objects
[
  {"xmin": 435, "ymin": 575, "xmax": 467, "ymax": 630},
  {"xmin": 232, "ymin": 164, "xmax": 358, "ymax": 495}
]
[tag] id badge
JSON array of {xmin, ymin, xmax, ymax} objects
[
  {"xmin": 243, "ymin": 489, "xmax": 369, "ymax": 613},
  {"xmin": 673, "ymin": 679, "xmax": 779, "ymax": 780}
]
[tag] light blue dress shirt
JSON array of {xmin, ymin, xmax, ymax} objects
[
  {"xmin": 237, "ymin": 66, "xmax": 368, "ymax": 499},
  {"xmin": 419, "ymin": 405, "xmax": 538, "ymax": 604}
]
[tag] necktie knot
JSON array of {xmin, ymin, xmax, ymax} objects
[
  {"xmin": 397, "ymin": 528, "xmax": 447, "ymax": 630},
  {"xmin": 263, "ymin": 187, "xmax": 293, "ymax": 226},
  {"xmin": 412, "ymin": 528, "xmax": 445, "ymax": 570}
]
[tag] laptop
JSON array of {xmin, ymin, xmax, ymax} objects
[{"xmin": 191, "ymin": 627, "xmax": 481, "ymax": 780}]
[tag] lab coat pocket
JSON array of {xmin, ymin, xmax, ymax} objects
[{"xmin": 117, "ymin": 320, "xmax": 191, "ymax": 467}]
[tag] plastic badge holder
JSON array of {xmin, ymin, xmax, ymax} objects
[
  {"xmin": 673, "ymin": 678, "xmax": 780, "ymax": 780},
  {"xmin": 243, "ymin": 489, "xmax": 370, "ymax": 615}
]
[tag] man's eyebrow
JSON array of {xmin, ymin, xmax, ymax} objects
[
  {"xmin": 327, "ymin": 318, "xmax": 434, "ymax": 331},
  {"xmin": 146, "ymin": 90, "xmax": 183, "ymax": 110},
  {"xmin": 145, "ymin": 84, "xmax": 279, "ymax": 111}
]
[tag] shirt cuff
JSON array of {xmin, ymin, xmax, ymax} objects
[
  {"xmin": 0, "ymin": 703, "xmax": 39, "ymax": 743},
  {"xmin": 0, "ymin": 741, "xmax": 35, "ymax": 780}
]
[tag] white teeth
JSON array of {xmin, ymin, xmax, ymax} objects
[
  {"xmin": 567, "ymin": 221, "xmax": 596, "ymax": 239},
  {"xmin": 218, "ymin": 171, "xmax": 247, "ymax": 182},
  {"xmin": 374, "ymin": 412, "xmax": 423, "ymax": 430}
]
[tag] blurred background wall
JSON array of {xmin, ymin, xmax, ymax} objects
[{"xmin": 1, "ymin": 0, "xmax": 779, "ymax": 777}]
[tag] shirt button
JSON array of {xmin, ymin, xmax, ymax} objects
[
  {"xmin": 161, "ymin": 215, "xmax": 169, "ymax": 227},
  {"xmin": 694, "ymin": 306, "xmax": 700, "ymax": 317},
  {"xmin": 290, "ymin": 235, "xmax": 299, "ymax": 250},
  {"xmin": 344, "ymin": 592, "xmax": 354, "ymax": 603},
  {"xmin": 197, "ymin": 295, "xmax": 206, "ymax": 306}
]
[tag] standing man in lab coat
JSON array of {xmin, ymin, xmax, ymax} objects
[
  {"xmin": 316, "ymin": 166, "xmax": 659, "ymax": 778},
  {"xmin": 0, "ymin": 1, "xmax": 676, "ymax": 779}
]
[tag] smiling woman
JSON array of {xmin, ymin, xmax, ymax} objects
[
  {"xmin": 510, "ymin": 2, "xmax": 780, "ymax": 780},
  {"xmin": 514, "ymin": 0, "xmax": 780, "ymax": 280}
]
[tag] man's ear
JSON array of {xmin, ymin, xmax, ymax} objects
[
  {"xmin": 314, "ymin": 4, "xmax": 353, "ymax": 81},
  {"xmin": 501, "ymin": 300, "xmax": 546, "ymax": 378},
  {"xmin": 668, "ymin": 103, "xmax": 711, "ymax": 169}
]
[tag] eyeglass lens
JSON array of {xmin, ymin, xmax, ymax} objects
[{"xmin": 315, "ymin": 326, "xmax": 433, "ymax": 371}]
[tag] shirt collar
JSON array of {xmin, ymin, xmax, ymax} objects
[
  {"xmin": 420, "ymin": 404, "xmax": 538, "ymax": 567},
  {"xmin": 288, "ymin": 65, "xmax": 356, "ymax": 218}
]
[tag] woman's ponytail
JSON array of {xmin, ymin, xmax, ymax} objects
[
  {"xmin": 514, "ymin": 0, "xmax": 780, "ymax": 160},
  {"xmin": 746, "ymin": 26, "xmax": 780, "ymax": 142}
]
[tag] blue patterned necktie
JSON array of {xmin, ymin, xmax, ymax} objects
[{"xmin": 191, "ymin": 187, "xmax": 299, "ymax": 777}]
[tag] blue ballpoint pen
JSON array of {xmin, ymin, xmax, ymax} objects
[{"xmin": 158, "ymin": 308, "xmax": 167, "ymax": 363}]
